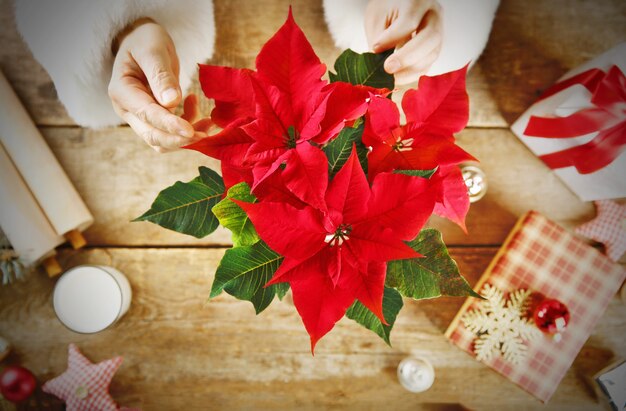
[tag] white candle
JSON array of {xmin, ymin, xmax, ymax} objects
[
  {"xmin": 53, "ymin": 265, "xmax": 132, "ymax": 333},
  {"xmin": 0, "ymin": 143, "xmax": 64, "ymax": 266},
  {"xmin": 0, "ymin": 70, "xmax": 93, "ymax": 237},
  {"xmin": 397, "ymin": 357, "xmax": 435, "ymax": 393}
]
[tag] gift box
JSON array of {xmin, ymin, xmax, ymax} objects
[
  {"xmin": 446, "ymin": 211, "xmax": 626, "ymax": 402},
  {"xmin": 593, "ymin": 359, "xmax": 626, "ymax": 411},
  {"xmin": 511, "ymin": 43, "xmax": 626, "ymax": 201}
]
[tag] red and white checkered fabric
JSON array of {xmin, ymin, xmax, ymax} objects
[
  {"xmin": 445, "ymin": 211, "xmax": 626, "ymax": 403},
  {"xmin": 42, "ymin": 343, "xmax": 123, "ymax": 411},
  {"xmin": 575, "ymin": 200, "xmax": 626, "ymax": 262}
]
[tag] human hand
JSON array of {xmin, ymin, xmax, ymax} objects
[
  {"xmin": 108, "ymin": 19, "xmax": 199, "ymax": 152},
  {"xmin": 365, "ymin": 0, "xmax": 443, "ymax": 85}
]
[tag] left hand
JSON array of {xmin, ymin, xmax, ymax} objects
[{"xmin": 365, "ymin": 0, "xmax": 443, "ymax": 85}]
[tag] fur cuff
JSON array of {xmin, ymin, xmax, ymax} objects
[{"xmin": 15, "ymin": 0, "xmax": 215, "ymax": 128}]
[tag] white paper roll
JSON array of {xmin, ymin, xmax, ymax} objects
[
  {"xmin": 0, "ymin": 70, "xmax": 93, "ymax": 235},
  {"xmin": 0, "ymin": 142, "xmax": 64, "ymax": 266}
]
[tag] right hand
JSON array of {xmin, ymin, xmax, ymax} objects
[
  {"xmin": 365, "ymin": 0, "xmax": 443, "ymax": 85},
  {"xmin": 108, "ymin": 19, "xmax": 199, "ymax": 152}
]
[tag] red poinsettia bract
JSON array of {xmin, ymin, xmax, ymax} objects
[
  {"xmin": 187, "ymin": 10, "xmax": 378, "ymax": 211},
  {"xmin": 362, "ymin": 66, "xmax": 475, "ymax": 231},
  {"xmin": 235, "ymin": 149, "xmax": 437, "ymax": 352}
]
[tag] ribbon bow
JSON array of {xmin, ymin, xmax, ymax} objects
[{"xmin": 524, "ymin": 65, "xmax": 626, "ymax": 174}]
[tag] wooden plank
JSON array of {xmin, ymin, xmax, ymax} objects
[
  {"xmin": 2, "ymin": 0, "xmax": 624, "ymax": 128},
  {"xmin": 0, "ymin": 248, "xmax": 623, "ymax": 410},
  {"xmin": 41, "ymin": 126, "xmax": 593, "ymax": 247},
  {"xmin": 479, "ymin": 0, "xmax": 626, "ymax": 125}
]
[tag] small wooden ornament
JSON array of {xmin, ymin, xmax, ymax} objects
[
  {"xmin": 42, "ymin": 256, "xmax": 62, "ymax": 278},
  {"xmin": 64, "ymin": 230, "xmax": 86, "ymax": 250}
]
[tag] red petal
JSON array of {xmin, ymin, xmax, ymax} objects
[
  {"xmin": 247, "ymin": 80, "xmax": 295, "ymax": 143},
  {"xmin": 432, "ymin": 165, "xmax": 470, "ymax": 233},
  {"xmin": 253, "ymin": 168, "xmax": 308, "ymax": 208},
  {"xmin": 366, "ymin": 131, "xmax": 475, "ymax": 179},
  {"xmin": 251, "ymin": 150, "xmax": 292, "ymax": 191},
  {"xmin": 184, "ymin": 126, "xmax": 254, "ymax": 165},
  {"xmin": 326, "ymin": 146, "xmax": 369, "ymax": 222},
  {"xmin": 349, "ymin": 262, "xmax": 387, "ymax": 324},
  {"xmin": 265, "ymin": 256, "xmax": 307, "ymax": 286},
  {"xmin": 402, "ymin": 65, "xmax": 469, "ymax": 135},
  {"xmin": 255, "ymin": 9, "xmax": 327, "ymax": 131},
  {"xmin": 287, "ymin": 257, "xmax": 357, "ymax": 353},
  {"xmin": 347, "ymin": 225, "xmax": 421, "ymax": 262},
  {"xmin": 359, "ymin": 173, "xmax": 436, "ymax": 241},
  {"xmin": 312, "ymin": 83, "xmax": 371, "ymax": 145},
  {"xmin": 245, "ymin": 141, "xmax": 287, "ymax": 166},
  {"xmin": 281, "ymin": 143, "xmax": 329, "ymax": 212},
  {"xmin": 365, "ymin": 141, "xmax": 394, "ymax": 179},
  {"xmin": 221, "ymin": 163, "xmax": 254, "ymax": 191},
  {"xmin": 198, "ymin": 65, "xmax": 256, "ymax": 128},
  {"xmin": 235, "ymin": 200, "xmax": 326, "ymax": 261},
  {"xmin": 362, "ymin": 95, "xmax": 401, "ymax": 147}
]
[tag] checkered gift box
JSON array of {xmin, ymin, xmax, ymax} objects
[{"xmin": 445, "ymin": 211, "xmax": 626, "ymax": 402}]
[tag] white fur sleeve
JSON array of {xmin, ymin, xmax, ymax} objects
[
  {"xmin": 14, "ymin": 0, "xmax": 215, "ymax": 128},
  {"xmin": 323, "ymin": 0, "xmax": 500, "ymax": 75}
]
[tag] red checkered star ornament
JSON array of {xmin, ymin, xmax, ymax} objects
[
  {"xmin": 576, "ymin": 200, "xmax": 626, "ymax": 262},
  {"xmin": 42, "ymin": 344, "xmax": 123, "ymax": 411}
]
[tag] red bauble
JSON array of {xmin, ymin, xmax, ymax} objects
[
  {"xmin": 533, "ymin": 299, "xmax": 570, "ymax": 334},
  {"xmin": 0, "ymin": 365, "xmax": 37, "ymax": 403}
]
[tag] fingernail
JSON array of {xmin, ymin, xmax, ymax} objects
[
  {"xmin": 161, "ymin": 88, "xmax": 179, "ymax": 104},
  {"xmin": 373, "ymin": 43, "xmax": 380, "ymax": 51},
  {"xmin": 385, "ymin": 57, "xmax": 401, "ymax": 74}
]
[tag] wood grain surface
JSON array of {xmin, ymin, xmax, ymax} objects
[
  {"xmin": 1, "ymin": 248, "xmax": 624, "ymax": 410},
  {"xmin": 0, "ymin": 0, "xmax": 625, "ymax": 410}
]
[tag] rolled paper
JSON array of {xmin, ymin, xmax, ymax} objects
[
  {"xmin": 0, "ymin": 70, "xmax": 93, "ymax": 237},
  {"xmin": 0, "ymin": 142, "xmax": 64, "ymax": 266}
]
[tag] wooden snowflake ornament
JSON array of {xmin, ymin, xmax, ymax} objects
[{"xmin": 462, "ymin": 284, "xmax": 541, "ymax": 364}]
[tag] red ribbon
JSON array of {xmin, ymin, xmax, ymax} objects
[{"xmin": 524, "ymin": 65, "xmax": 626, "ymax": 174}]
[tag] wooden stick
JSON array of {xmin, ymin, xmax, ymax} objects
[
  {"xmin": 64, "ymin": 229, "xmax": 86, "ymax": 249},
  {"xmin": 42, "ymin": 256, "xmax": 62, "ymax": 277}
]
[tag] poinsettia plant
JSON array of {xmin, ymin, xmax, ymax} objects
[{"xmin": 136, "ymin": 9, "xmax": 480, "ymax": 352}]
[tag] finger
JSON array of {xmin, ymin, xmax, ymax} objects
[
  {"xmin": 393, "ymin": 50, "xmax": 438, "ymax": 86},
  {"xmin": 181, "ymin": 94, "xmax": 199, "ymax": 122},
  {"xmin": 133, "ymin": 48, "xmax": 182, "ymax": 108},
  {"xmin": 124, "ymin": 112, "xmax": 201, "ymax": 151},
  {"xmin": 110, "ymin": 79, "xmax": 195, "ymax": 138},
  {"xmin": 371, "ymin": 18, "xmax": 414, "ymax": 55},
  {"xmin": 385, "ymin": 21, "xmax": 441, "ymax": 74},
  {"xmin": 372, "ymin": 2, "xmax": 434, "ymax": 53}
]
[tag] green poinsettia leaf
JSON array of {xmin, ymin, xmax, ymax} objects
[
  {"xmin": 324, "ymin": 121, "xmax": 368, "ymax": 176},
  {"xmin": 134, "ymin": 167, "xmax": 224, "ymax": 238},
  {"xmin": 386, "ymin": 229, "xmax": 480, "ymax": 300},
  {"xmin": 345, "ymin": 286, "xmax": 403, "ymax": 345},
  {"xmin": 329, "ymin": 49, "xmax": 394, "ymax": 89},
  {"xmin": 212, "ymin": 182, "xmax": 260, "ymax": 247},
  {"xmin": 210, "ymin": 241, "xmax": 285, "ymax": 314},
  {"xmin": 275, "ymin": 283, "xmax": 290, "ymax": 301},
  {"xmin": 393, "ymin": 168, "xmax": 438, "ymax": 179}
]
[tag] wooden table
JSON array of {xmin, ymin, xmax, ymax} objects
[{"xmin": 1, "ymin": 0, "xmax": 625, "ymax": 409}]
